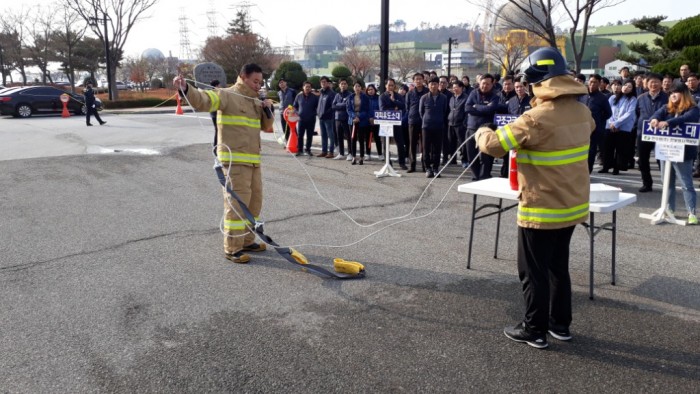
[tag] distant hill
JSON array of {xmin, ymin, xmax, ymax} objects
[{"xmin": 352, "ymin": 23, "xmax": 476, "ymax": 45}]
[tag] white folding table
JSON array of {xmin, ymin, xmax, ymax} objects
[{"xmin": 457, "ymin": 177, "xmax": 637, "ymax": 300}]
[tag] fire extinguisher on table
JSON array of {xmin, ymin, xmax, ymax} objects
[{"xmin": 509, "ymin": 150, "xmax": 518, "ymax": 191}]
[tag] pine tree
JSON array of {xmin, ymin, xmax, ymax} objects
[{"xmin": 226, "ymin": 10, "xmax": 252, "ymax": 36}]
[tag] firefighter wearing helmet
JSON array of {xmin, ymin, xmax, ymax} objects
[{"xmin": 475, "ymin": 47, "xmax": 595, "ymax": 349}]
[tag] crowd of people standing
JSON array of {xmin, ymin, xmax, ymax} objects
[
  {"xmin": 278, "ymin": 70, "xmax": 531, "ymax": 180},
  {"xmin": 276, "ymin": 62, "xmax": 700, "ymax": 223}
]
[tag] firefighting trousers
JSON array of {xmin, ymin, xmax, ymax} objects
[
  {"xmin": 517, "ymin": 225, "xmax": 575, "ymax": 333},
  {"xmin": 222, "ymin": 164, "xmax": 262, "ymax": 254}
]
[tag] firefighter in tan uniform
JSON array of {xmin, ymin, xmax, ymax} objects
[
  {"xmin": 475, "ymin": 48, "xmax": 595, "ymax": 349},
  {"xmin": 174, "ymin": 64, "xmax": 274, "ymax": 264}
]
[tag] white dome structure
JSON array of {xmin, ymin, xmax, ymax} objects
[
  {"xmin": 142, "ymin": 48, "xmax": 165, "ymax": 60},
  {"xmin": 303, "ymin": 25, "xmax": 343, "ymax": 51},
  {"xmin": 492, "ymin": 0, "xmax": 548, "ymax": 34}
]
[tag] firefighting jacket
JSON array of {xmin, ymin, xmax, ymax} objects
[
  {"xmin": 183, "ymin": 77, "xmax": 274, "ymax": 167},
  {"xmin": 476, "ymin": 75, "xmax": 595, "ymax": 230}
]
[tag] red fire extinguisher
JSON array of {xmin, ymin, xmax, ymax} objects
[{"xmin": 509, "ymin": 150, "xmax": 518, "ymax": 191}]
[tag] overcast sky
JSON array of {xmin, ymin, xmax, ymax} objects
[{"xmin": 3, "ymin": 0, "xmax": 698, "ymax": 59}]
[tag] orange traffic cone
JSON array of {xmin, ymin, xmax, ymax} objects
[
  {"xmin": 286, "ymin": 123, "xmax": 299, "ymax": 153},
  {"xmin": 175, "ymin": 93, "xmax": 184, "ymax": 115}
]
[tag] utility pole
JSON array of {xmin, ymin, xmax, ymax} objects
[
  {"xmin": 379, "ymin": 0, "xmax": 389, "ymax": 93},
  {"xmin": 89, "ymin": 13, "xmax": 113, "ymax": 101},
  {"xmin": 447, "ymin": 37, "xmax": 457, "ymax": 79}
]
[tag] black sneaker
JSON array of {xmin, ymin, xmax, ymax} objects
[
  {"xmin": 548, "ymin": 325, "xmax": 572, "ymax": 341},
  {"xmin": 426, "ymin": 170, "xmax": 434, "ymax": 178},
  {"xmin": 638, "ymin": 185, "xmax": 652, "ymax": 193},
  {"xmin": 225, "ymin": 251, "xmax": 250, "ymax": 264},
  {"xmin": 504, "ymin": 322, "xmax": 548, "ymax": 349}
]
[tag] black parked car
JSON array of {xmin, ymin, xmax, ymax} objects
[{"xmin": 0, "ymin": 86, "xmax": 103, "ymax": 118}]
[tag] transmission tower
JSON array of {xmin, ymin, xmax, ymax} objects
[
  {"xmin": 178, "ymin": 8, "xmax": 193, "ymax": 61},
  {"xmin": 229, "ymin": 1, "xmax": 264, "ymax": 31},
  {"xmin": 206, "ymin": 0, "xmax": 218, "ymax": 37}
]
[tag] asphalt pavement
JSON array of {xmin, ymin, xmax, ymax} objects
[{"xmin": 0, "ymin": 109, "xmax": 698, "ymax": 392}]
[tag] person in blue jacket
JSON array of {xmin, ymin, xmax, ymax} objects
[
  {"xmin": 649, "ymin": 83, "xmax": 699, "ymax": 224},
  {"xmin": 636, "ymin": 73, "xmax": 668, "ymax": 192},
  {"xmin": 465, "ymin": 73, "xmax": 500, "ymax": 180},
  {"xmin": 379, "ymin": 78, "xmax": 407, "ymax": 169},
  {"xmin": 420, "ymin": 77, "xmax": 449, "ymax": 177},
  {"xmin": 366, "ymin": 84, "xmax": 382, "ymax": 160},
  {"xmin": 347, "ymin": 82, "xmax": 370, "ymax": 165},
  {"xmin": 599, "ymin": 79, "xmax": 637, "ymax": 175}
]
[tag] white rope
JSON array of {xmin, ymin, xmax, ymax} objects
[{"xmin": 179, "ymin": 82, "xmax": 488, "ymax": 249}]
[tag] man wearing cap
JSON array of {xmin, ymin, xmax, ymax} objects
[
  {"xmin": 277, "ymin": 78, "xmax": 296, "ymax": 141},
  {"xmin": 475, "ymin": 47, "xmax": 595, "ymax": 349}
]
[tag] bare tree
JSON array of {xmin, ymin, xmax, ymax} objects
[
  {"xmin": 64, "ymin": 0, "xmax": 159, "ymax": 100},
  {"xmin": 562, "ymin": 0, "xmax": 626, "ymax": 72},
  {"xmin": 469, "ymin": 0, "xmax": 560, "ymax": 48},
  {"xmin": 477, "ymin": 31, "xmax": 530, "ymax": 75},
  {"xmin": 339, "ymin": 42, "xmax": 379, "ymax": 81},
  {"xmin": 53, "ymin": 7, "xmax": 88, "ymax": 91},
  {"xmin": 470, "ymin": 0, "xmax": 626, "ymax": 73},
  {"xmin": 0, "ymin": 7, "xmax": 32, "ymax": 84},
  {"xmin": 389, "ymin": 48, "xmax": 426, "ymax": 82},
  {"xmin": 200, "ymin": 34, "xmax": 277, "ymax": 83},
  {"xmin": 27, "ymin": 5, "xmax": 59, "ymax": 84}
]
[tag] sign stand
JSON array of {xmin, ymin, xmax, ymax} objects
[
  {"xmin": 60, "ymin": 94, "xmax": 70, "ymax": 118},
  {"xmin": 374, "ymin": 127, "xmax": 401, "ymax": 178},
  {"xmin": 639, "ymin": 160, "xmax": 686, "ymax": 225},
  {"xmin": 373, "ymin": 110, "xmax": 403, "ymax": 178},
  {"xmin": 637, "ymin": 120, "xmax": 700, "ymax": 226}
]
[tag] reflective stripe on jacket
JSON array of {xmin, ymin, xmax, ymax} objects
[
  {"xmin": 184, "ymin": 77, "xmax": 274, "ymax": 166},
  {"xmin": 477, "ymin": 75, "xmax": 595, "ymax": 229}
]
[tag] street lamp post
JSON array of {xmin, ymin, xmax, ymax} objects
[
  {"xmin": 89, "ymin": 12, "xmax": 113, "ymax": 101},
  {"xmin": 447, "ymin": 37, "xmax": 457, "ymax": 78}
]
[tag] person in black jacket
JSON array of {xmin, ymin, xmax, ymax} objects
[
  {"xmin": 507, "ymin": 77, "xmax": 531, "ymax": 115},
  {"xmin": 448, "ymin": 81, "xmax": 469, "ymax": 168},
  {"xmin": 332, "ymin": 79, "xmax": 352, "ymax": 159},
  {"xmin": 419, "ymin": 77, "xmax": 449, "ymax": 178},
  {"xmin": 84, "ymin": 82, "xmax": 105, "ymax": 126},
  {"xmin": 379, "ymin": 78, "xmax": 407, "ymax": 169},
  {"xmin": 636, "ymin": 73, "xmax": 668, "ymax": 192},
  {"xmin": 583, "ymin": 74, "xmax": 612, "ymax": 173},
  {"xmin": 405, "ymin": 73, "xmax": 429, "ymax": 173},
  {"xmin": 316, "ymin": 76, "xmax": 335, "ymax": 157},
  {"xmin": 277, "ymin": 79, "xmax": 296, "ymax": 141},
  {"xmin": 465, "ymin": 73, "xmax": 500, "ymax": 180},
  {"xmin": 439, "ymin": 75, "xmax": 454, "ymax": 165},
  {"xmin": 292, "ymin": 81, "xmax": 319, "ymax": 156}
]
